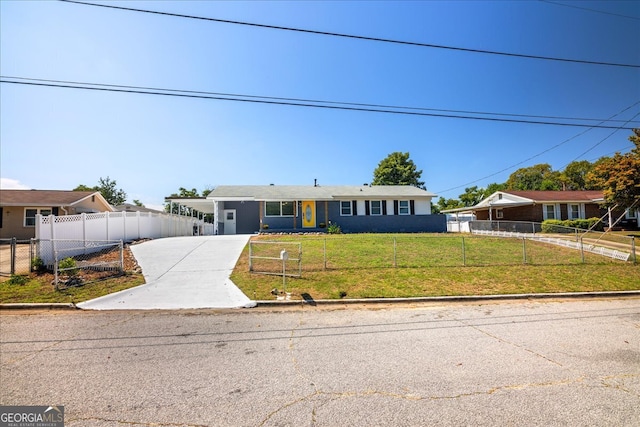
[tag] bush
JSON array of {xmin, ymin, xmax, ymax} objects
[
  {"xmin": 31, "ymin": 257, "xmax": 46, "ymax": 273},
  {"xmin": 327, "ymin": 221, "xmax": 342, "ymax": 234},
  {"xmin": 58, "ymin": 257, "xmax": 78, "ymax": 276},
  {"xmin": 542, "ymin": 217, "xmax": 603, "ymax": 233},
  {"xmin": 8, "ymin": 275, "xmax": 29, "ymax": 285},
  {"xmin": 541, "ymin": 220, "xmax": 565, "ymax": 233}
]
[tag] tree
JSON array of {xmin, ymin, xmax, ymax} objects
[
  {"xmin": 560, "ymin": 160, "xmax": 594, "ymax": 190},
  {"xmin": 587, "ymin": 129, "xmax": 640, "ymax": 208},
  {"xmin": 435, "ymin": 197, "xmax": 463, "ymax": 212},
  {"xmin": 74, "ymin": 176, "xmax": 127, "ymax": 205},
  {"xmin": 372, "ymin": 152, "xmax": 425, "ymax": 189},
  {"xmin": 459, "ymin": 186, "xmax": 484, "ymax": 207},
  {"xmin": 505, "ymin": 164, "xmax": 561, "ymax": 191},
  {"xmin": 133, "ymin": 199, "xmax": 144, "ymax": 207}
]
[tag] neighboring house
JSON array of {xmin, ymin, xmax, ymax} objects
[
  {"xmin": 198, "ymin": 184, "xmax": 445, "ymax": 234},
  {"xmin": 113, "ymin": 203, "xmax": 164, "ymax": 214},
  {"xmin": 443, "ymin": 190, "xmax": 640, "ymax": 229},
  {"xmin": 0, "ymin": 190, "xmax": 113, "ymax": 239}
]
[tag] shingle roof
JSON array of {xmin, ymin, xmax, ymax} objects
[
  {"xmin": 208, "ymin": 185, "xmax": 437, "ymax": 200},
  {"xmin": 0, "ymin": 190, "xmax": 103, "ymax": 207},
  {"xmin": 505, "ymin": 190, "xmax": 604, "ymax": 202}
]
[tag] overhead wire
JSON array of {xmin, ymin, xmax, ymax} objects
[
  {"xmin": 434, "ymin": 101, "xmax": 640, "ymax": 195},
  {"xmin": 539, "ymin": 0, "xmax": 640, "ymax": 21},
  {"xmin": 3, "ymin": 78, "xmax": 637, "ymax": 130},
  {"xmin": 59, "ymin": 0, "xmax": 640, "ymax": 69},
  {"xmin": 2, "ymin": 75, "xmax": 636, "ymax": 127}
]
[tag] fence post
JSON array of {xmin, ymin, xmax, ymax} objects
[
  {"xmin": 10, "ymin": 237, "xmax": 16, "ymax": 275},
  {"xmin": 248, "ymin": 241, "xmax": 253, "ymax": 272},
  {"xmin": 119, "ymin": 240, "xmax": 124, "ymax": 273},
  {"xmin": 631, "ymin": 236, "xmax": 636, "ymax": 264},
  {"xmin": 522, "ymin": 237, "xmax": 527, "ymax": 264},
  {"xmin": 462, "ymin": 236, "xmax": 466, "ymax": 266},
  {"xmin": 393, "ymin": 236, "xmax": 397, "ymax": 268},
  {"xmin": 580, "ymin": 236, "xmax": 585, "ymax": 264},
  {"xmin": 323, "ymin": 238, "xmax": 327, "ymax": 271}
]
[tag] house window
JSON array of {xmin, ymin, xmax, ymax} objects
[
  {"xmin": 398, "ymin": 200, "xmax": 410, "ymax": 215},
  {"xmin": 370, "ymin": 200, "xmax": 382, "ymax": 216},
  {"xmin": 568, "ymin": 204, "xmax": 580, "ymax": 220},
  {"xmin": 340, "ymin": 201, "xmax": 352, "ymax": 216},
  {"xmin": 496, "ymin": 209, "xmax": 504, "ymax": 219},
  {"xmin": 265, "ymin": 201, "xmax": 295, "ymax": 217},
  {"xmin": 543, "ymin": 204, "xmax": 556, "ymax": 220},
  {"xmin": 626, "ymin": 208, "xmax": 638, "ymax": 219},
  {"xmin": 24, "ymin": 208, "xmax": 52, "ymax": 227}
]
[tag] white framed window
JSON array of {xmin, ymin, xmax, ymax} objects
[
  {"xmin": 265, "ymin": 201, "xmax": 295, "ymax": 217},
  {"xmin": 496, "ymin": 209, "xmax": 504, "ymax": 219},
  {"xmin": 543, "ymin": 204, "xmax": 557, "ymax": 220},
  {"xmin": 24, "ymin": 208, "xmax": 52, "ymax": 227},
  {"xmin": 340, "ymin": 201, "xmax": 352, "ymax": 216},
  {"xmin": 626, "ymin": 208, "xmax": 638, "ymax": 219},
  {"xmin": 568, "ymin": 204, "xmax": 580, "ymax": 220},
  {"xmin": 370, "ymin": 200, "xmax": 382, "ymax": 216},
  {"xmin": 398, "ymin": 200, "xmax": 410, "ymax": 215}
]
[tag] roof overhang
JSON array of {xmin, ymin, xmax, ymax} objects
[{"xmin": 165, "ymin": 197, "xmax": 216, "ymax": 214}]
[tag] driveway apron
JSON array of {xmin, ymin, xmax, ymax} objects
[{"xmin": 78, "ymin": 235, "xmax": 255, "ymax": 310}]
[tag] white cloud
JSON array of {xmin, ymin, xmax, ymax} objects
[{"xmin": 0, "ymin": 178, "xmax": 31, "ymax": 189}]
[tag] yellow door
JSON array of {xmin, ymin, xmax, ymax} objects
[{"xmin": 302, "ymin": 201, "xmax": 316, "ymax": 228}]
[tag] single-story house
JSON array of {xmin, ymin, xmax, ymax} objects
[
  {"xmin": 0, "ymin": 190, "xmax": 114, "ymax": 239},
  {"xmin": 168, "ymin": 184, "xmax": 445, "ymax": 235},
  {"xmin": 444, "ymin": 190, "xmax": 638, "ymax": 229}
]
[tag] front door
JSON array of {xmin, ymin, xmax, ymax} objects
[
  {"xmin": 302, "ymin": 201, "xmax": 316, "ymax": 228},
  {"xmin": 223, "ymin": 209, "xmax": 236, "ymax": 235}
]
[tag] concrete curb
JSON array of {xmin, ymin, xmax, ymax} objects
[
  {"xmin": 2, "ymin": 291, "xmax": 639, "ymax": 310},
  {"xmin": 255, "ymin": 290, "xmax": 640, "ymax": 306},
  {"xmin": 0, "ymin": 303, "xmax": 79, "ymax": 310}
]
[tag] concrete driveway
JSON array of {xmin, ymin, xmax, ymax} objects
[{"xmin": 78, "ymin": 235, "xmax": 255, "ymax": 310}]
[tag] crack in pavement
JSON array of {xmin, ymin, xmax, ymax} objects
[
  {"xmin": 257, "ymin": 376, "xmax": 596, "ymax": 425},
  {"xmin": 67, "ymin": 417, "xmax": 209, "ymax": 427}
]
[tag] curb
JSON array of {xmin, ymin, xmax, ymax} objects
[
  {"xmin": 255, "ymin": 290, "xmax": 640, "ymax": 306},
  {"xmin": 0, "ymin": 303, "xmax": 79, "ymax": 310},
  {"xmin": 2, "ymin": 291, "xmax": 639, "ymax": 310}
]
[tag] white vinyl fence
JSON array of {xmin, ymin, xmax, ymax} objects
[{"xmin": 35, "ymin": 212, "xmax": 214, "ymax": 265}]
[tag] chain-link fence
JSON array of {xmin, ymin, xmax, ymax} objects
[
  {"xmin": 0, "ymin": 238, "xmax": 34, "ymax": 277},
  {"xmin": 31, "ymin": 239, "xmax": 125, "ymax": 289},
  {"xmin": 247, "ymin": 232, "xmax": 633, "ymax": 277}
]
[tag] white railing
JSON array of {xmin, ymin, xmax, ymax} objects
[
  {"xmin": 471, "ymin": 229, "xmax": 631, "ymax": 262},
  {"xmin": 36, "ymin": 211, "xmax": 214, "ymax": 242}
]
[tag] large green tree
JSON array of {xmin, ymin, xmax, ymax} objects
[
  {"xmin": 561, "ymin": 160, "xmax": 595, "ymax": 190},
  {"xmin": 587, "ymin": 129, "xmax": 640, "ymax": 208},
  {"xmin": 505, "ymin": 163, "xmax": 562, "ymax": 191},
  {"xmin": 74, "ymin": 176, "xmax": 127, "ymax": 205},
  {"xmin": 372, "ymin": 152, "xmax": 425, "ymax": 188}
]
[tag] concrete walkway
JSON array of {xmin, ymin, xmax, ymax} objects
[{"xmin": 78, "ymin": 235, "xmax": 255, "ymax": 310}]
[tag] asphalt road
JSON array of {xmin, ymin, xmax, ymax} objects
[{"xmin": 1, "ymin": 298, "xmax": 639, "ymax": 426}]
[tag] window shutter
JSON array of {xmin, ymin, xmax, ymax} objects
[
  {"xmin": 52, "ymin": 207, "xmax": 59, "ymax": 216},
  {"xmin": 365, "ymin": 200, "xmax": 370, "ymax": 216},
  {"xmin": 410, "ymin": 200, "xmax": 415, "ymax": 215},
  {"xmin": 382, "ymin": 201, "xmax": 387, "ymax": 215},
  {"xmin": 352, "ymin": 200, "xmax": 358, "ymax": 216},
  {"xmin": 393, "ymin": 200, "xmax": 399, "ymax": 216}
]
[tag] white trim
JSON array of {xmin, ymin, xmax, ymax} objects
[{"xmin": 340, "ymin": 200, "xmax": 353, "ymax": 216}]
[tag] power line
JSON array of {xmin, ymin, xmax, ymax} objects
[
  {"xmin": 3, "ymin": 75, "xmax": 636, "ymax": 126},
  {"xmin": 434, "ymin": 101, "xmax": 640, "ymax": 195},
  {"xmin": 59, "ymin": 0, "xmax": 640, "ymax": 69},
  {"xmin": 2, "ymin": 77, "xmax": 637, "ymax": 130},
  {"xmin": 540, "ymin": 0, "xmax": 640, "ymax": 21}
]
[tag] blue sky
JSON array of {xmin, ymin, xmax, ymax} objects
[{"xmin": 1, "ymin": 0, "xmax": 639, "ymax": 210}]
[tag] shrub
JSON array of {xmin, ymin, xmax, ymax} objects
[
  {"xmin": 8, "ymin": 274, "xmax": 29, "ymax": 285},
  {"xmin": 31, "ymin": 257, "xmax": 46, "ymax": 273},
  {"xmin": 541, "ymin": 219, "xmax": 565, "ymax": 233},
  {"xmin": 327, "ymin": 222, "xmax": 342, "ymax": 234},
  {"xmin": 58, "ymin": 257, "xmax": 78, "ymax": 276}
]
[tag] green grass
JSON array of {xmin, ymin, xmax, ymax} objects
[
  {"xmin": 232, "ymin": 234, "xmax": 640, "ymax": 300},
  {"xmin": 0, "ymin": 273, "xmax": 145, "ymax": 304}
]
